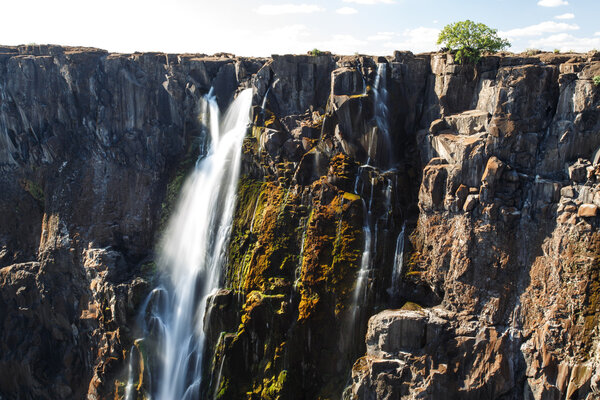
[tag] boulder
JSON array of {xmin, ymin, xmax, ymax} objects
[
  {"xmin": 429, "ymin": 118, "xmax": 449, "ymax": 134},
  {"xmin": 419, "ymin": 163, "xmax": 449, "ymax": 211},
  {"xmin": 463, "ymin": 194, "xmax": 479, "ymax": 212},
  {"xmin": 431, "ymin": 133, "xmax": 487, "ymax": 187},
  {"xmin": 444, "ymin": 110, "xmax": 490, "ymax": 135},
  {"xmin": 568, "ymin": 158, "xmax": 591, "ymax": 183},
  {"xmin": 560, "ymin": 185, "xmax": 576, "ymax": 199},
  {"xmin": 455, "ymin": 184, "xmax": 469, "ymax": 210},
  {"xmin": 480, "ymin": 156, "xmax": 506, "ymax": 202},
  {"xmin": 365, "ymin": 308, "xmax": 445, "ymax": 358},
  {"xmin": 578, "ymin": 203, "xmax": 598, "ymax": 217},
  {"xmin": 331, "ymin": 67, "xmax": 364, "ymax": 96},
  {"xmin": 261, "ymin": 128, "xmax": 290, "ymax": 157}
]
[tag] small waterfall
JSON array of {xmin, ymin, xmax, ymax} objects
[
  {"xmin": 372, "ymin": 63, "xmax": 394, "ymax": 168},
  {"xmin": 137, "ymin": 88, "xmax": 253, "ymax": 400},
  {"xmin": 389, "ymin": 223, "xmax": 406, "ymax": 298},
  {"xmin": 350, "ymin": 176, "xmax": 374, "ymax": 322},
  {"xmin": 353, "ymin": 200, "xmax": 372, "ymax": 305},
  {"xmin": 123, "ymin": 345, "xmax": 136, "ymax": 400},
  {"xmin": 260, "ymin": 87, "xmax": 271, "ymax": 112}
]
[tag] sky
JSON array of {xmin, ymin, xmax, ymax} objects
[{"xmin": 1, "ymin": 0, "xmax": 600, "ymax": 56}]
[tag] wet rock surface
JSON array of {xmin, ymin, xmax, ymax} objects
[{"xmin": 1, "ymin": 45, "xmax": 600, "ymax": 399}]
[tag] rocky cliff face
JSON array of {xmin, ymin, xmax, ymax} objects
[
  {"xmin": 0, "ymin": 45, "xmax": 264, "ymax": 399},
  {"xmin": 0, "ymin": 45, "xmax": 599, "ymax": 400}
]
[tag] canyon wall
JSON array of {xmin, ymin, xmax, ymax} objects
[{"xmin": 0, "ymin": 45, "xmax": 599, "ymax": 399}]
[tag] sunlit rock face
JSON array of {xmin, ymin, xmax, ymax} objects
[{"xmin": 1, "ymin": 45, "xmax": 600, "ymax": 400}]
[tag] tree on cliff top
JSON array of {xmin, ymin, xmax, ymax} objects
[{"xmin": 437, "ymin": 20, "xmax": 510, "ymax": 64}]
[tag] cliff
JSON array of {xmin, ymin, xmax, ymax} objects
[{"xmin": 0, "ymin": 44, "xmax": 599, "ymax": 399}]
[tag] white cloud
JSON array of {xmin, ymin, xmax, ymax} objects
[
  {"xmin": 243, "ymin": 25, "xmax": 367, "ymax": 55},
  {"xmin": 313, "ymin": 34, "xmax": 368, "ymax": 54},
  {"xmin": 500, "ymin": 21, "xmax": 579, "ymax": 38},
  {"xmin": 537, "ymin": 0, "xmax": 568, "ymax": 6},
  {"xmin": 554, "ymin": 13, "xmax": 574, "ymax": 19},
  {"xmin": 255, "ymin": 4, "xmax": 325, "ymax": 15},
  {"xmin": 383, "ymin": 27, "xmax": 440, "ymax": 53},
  {"xmin": 244, "ymin": 24, "xmax": 312, "ymax": 55},
  {"xmin": 342, "ymin": 0, "xmax": 395, "ymax": 4},
  {"xmin": 336, "ymin": 7, "xmax": 358, "ymax": 14},
  {"xmin": 368, "ymin": 32, "xmax": 396, "ymax": 41},
  {"xmin": 528, "ymin": 33, "xmax": 600, "ymax": 52},
  {"xmin": 595, "ymin": 32, "xmax": 600, "ymax": 36}
]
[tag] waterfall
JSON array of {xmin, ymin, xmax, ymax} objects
[
  {"xmin": 350, "ymin": 175, "xmax": 374, "ymax": 322},
  {"xmin": 372, "ymin": 63, "xmax": 394, "ymax": 168},
  {"xmin": 123, "ymin": 345, "xmax": 136, "ymax": 400},
  {"xmin": 389, "ymin": 222, "xmax": 406, "ymax": 298},
  {"xmin": 348, "ymin": 63, "xmax": 395, "ymax": 308},
  {"xmin": 137, "ymin": 88, "xmax": 253, "ymax": 400}
]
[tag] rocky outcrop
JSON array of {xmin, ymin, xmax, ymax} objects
[
  {"xmin": 0, "ymin": 45, "xmax": 265, "ymax": 399},
  {"xmin": 1, "ymin": 45, "xmax": 600, "ymax": 400},
  {"xmin": 349, "ymin": 52, "xmax": 600, "ymax": 399}
]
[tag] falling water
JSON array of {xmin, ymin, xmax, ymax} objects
[
  {"xmin": 389, "ymin": 223, "xmax": 406, "ymax": 298},
  {"xmin": 349, "ymin": 63, "xmax": 394, "ymax": 307},
  {"xmin": 372, "ymin": 63, "xmax": 394, "ymax": 168},
  {"xmin": 123, "ymin": 345, "xmax": 136, "ymax": 400},
  {"xmin": 350, "ymin": 176, "xmax": 375, "ymax": 322},
  {"xmin": 136, "ymin": 88, "xmax": 253, "ymax": 400},
  {"xmin": 373, "ymin": 63, "xmax": 390, "ymax": 138}
]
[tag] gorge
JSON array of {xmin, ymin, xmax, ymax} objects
[{"xmin": 0, "ymin": 44, "xmax": 599, "ymax": 399}]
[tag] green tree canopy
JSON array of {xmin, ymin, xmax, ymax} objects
[{"xmin": 437, "ymin": 20, "xmax": 510, "ymax": 64}]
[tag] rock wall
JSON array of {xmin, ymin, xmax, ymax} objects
[
  {"xmin": 347, "ymin": 53, "xmax": 600, "ymax": 399},
  {"xmin": 0, "ymin": 45, "xmax": 599, "ymax": 400},
  {"xmin": 0, "ymin": 45, "xmax": 264, "ymax": 399}
]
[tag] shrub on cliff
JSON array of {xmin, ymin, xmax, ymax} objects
[{"xmin": 437, "ymin": 20, "xmax": 510, "ymax": 64}]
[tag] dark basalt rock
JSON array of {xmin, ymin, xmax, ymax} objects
[{"xmin": 1, "ymin": 46, "xmax": 600, "ymax": 400}]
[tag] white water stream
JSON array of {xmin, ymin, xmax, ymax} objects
[
  {"xmin": 372, "ymin": 63, "xmax": 394, "ymax": 168},
  {"xmin": 135, "ymin": 88, "xmax": 252, "ymax": 400},
  {"xmin": 389, "ymin": 222, "xmax": 406, "ymax": 298}
]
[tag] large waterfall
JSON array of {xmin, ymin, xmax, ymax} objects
[{"xmin": 138, "ymin": 89, "xmax": 253, "ymax": 400}]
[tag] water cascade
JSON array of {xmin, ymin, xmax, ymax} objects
[
  {"xmin": 372, "ymin": 63, "xmax": 394, "ymax": 168},
  {"xmin": 350, "ymin": 61, "xmax": 395, "ymax": 310},
  {"xmin": 389, "ymin": 222, "xmax": 406, "ymax": 298},
  {"xmin": 123, "ymin": 346, "xmax": 136, "ymax": 400},
  {"xmin": 350, "ymin": 174, "xmax": 374, "ymax": 322},
  {"xmin": 138, "ymin": 88, "xmax": 253, "ymax": 400}
]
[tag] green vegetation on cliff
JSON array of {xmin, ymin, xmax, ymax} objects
[{"xmin": 437, "ymin": 20, "xmax": 510, "ymax": 64}]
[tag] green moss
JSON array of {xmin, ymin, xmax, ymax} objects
[
  {"xmin": 20, "ymin": 179, "xmax": 44, "ymax": 205},
  {"xmin": 298, "ymin": 186, "xmax": 364, "ymax": 320},
  {"xmin": 262, "ymin": 370, "xmax": 288, "ymax": 399},
  {"xmin": 401, "ymin": 301, "xmax": 423, "ymax": 311},
  {"xmin": 220, "ymin": 154, "xmax": 367, "ymax": 399},
  {"xmin": 215, "ymin": 377, "xmax": 230, "ymax": 399},
  {"xmin": 228, "ymin": 178, "xmax": 308, "ymax": 292}
]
